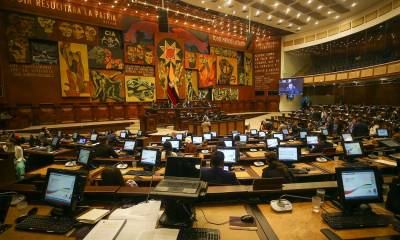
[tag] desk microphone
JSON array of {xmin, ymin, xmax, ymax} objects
[
  {"xmin": 145, "ymin": 166, "xmax": 157, "ymax": 203},
  {"xmin": 270, "ymin": 194, "xmax": 312, "ymax": 213}
]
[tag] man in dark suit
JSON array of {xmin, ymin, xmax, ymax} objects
[
  {"xmin": 352, "ymin": 117, "xmax": 370, "ymax": 138},
  {"xmin": 93, "ymin": 136, "xmax": 119, "ymax": 158},
  {"xmin": 201, "ymin": 151, "xmax": 238, "ymax": 185},
  {"xmin": 262, "ymin": 152, "xmax": 292, "ymax": 183},
  {"xmin": 327, "ymin": 117, "xmax": 344, "ymax": 135}
]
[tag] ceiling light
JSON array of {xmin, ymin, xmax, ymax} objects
[
  {"xmin": 256, "ymin": 10, "xmax": 260, "ymax": 16},
  {"xmin": 288, "ymin": 23, "xmax": 293, "ymax": 27},
  {"xmin": 267, "ymin": 15, "xmax": 272, "ymax": 20},
  {"xmin": 327, "ymin": 10, "xmax": 332, "ymax": 15},
  {"xmin": 218, "ymin": 5, "xmax": 221, "ymax": 9},
  {"xmin": 243, "ymin": 5, "xmax": 247, "ymax": 10},
  {"xmin": 273, "ymin": 2, "xmax": 279, "ymax": 7},
  {"xmin": 317, "ymin": 5, "xmax": 323, "ymax": 10},
  {"xmin": 306, "ymin": 16, "xmax": 311, "ymax": 22},
  {"xmin": 307, "ymin": 0, "xmax": 313, "ymax": 4},
  {"xmin": 315, "ymin": 21, "xmax": 319, "ymax": 25},
  {"xmin": 232, "ymin": 10, "xmax": 236, "ymax": 14},
  {"xmin": 297, "ymin": 27, "xmax": 301, "ymax": 30},
  {"xmin": 286, "ymin": 8, "xmax": 291, "ymax": 14},
  {"xmin": 205, "ymin": 8, "xmax": 208, "ymax": 10},
  {"xmin": 201, "ymin": 0, "xmax": 205, "ymax": 3},
  {"xmin": 278, "ymin": 19, "xmax": 283, "ymax": 23},
  {"xmin": 351, "ymin": 2, "xmax": 357, "ymax": 7},
  {"xmin": 335, "ymin": 15, "xmax": 340, "ymax": 19},
  {"xmin": 296, "ymin": 13, "xmax": 301, "ymax": 18}
]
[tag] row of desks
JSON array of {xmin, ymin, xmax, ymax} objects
[{"xmin": 1, "ymin": 201, "xmax": 398, "ymax": 240}]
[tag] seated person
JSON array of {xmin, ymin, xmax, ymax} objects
[
  {"xmin": 14, "ymin": 145, "xmax": 26, "ymax": 180},
  {"xmin": 200, "ymin": 151, "xmax": 239, "ymax": 185},
  {"xmin": 100, "ymin": 167, "xmax": 137, "ymax": 186},
  {"xmin": 327, "ymin": 117, "xmax": 344, "ymax": 135},
  {"xmin": 393, "ymin": 126, "xmax": 400, "ymax": 142},
  {"xmin": 262, "ymin": 152, "xmax": 292, "ymax": 183},
  {"xmin": 201, "ymin": 120, "xmax": 211, "ymax": 133},
  {"xmin": 161, "ymin": 141, "xmax": 177, "ymax": 160},
  {"xmin": 93, "ymin": 136, "xmax": 119, "ymax": 158},
  {"xmin": 310, "ymin": 134, "xmax": 333, "ymax": 153},
  {"xmin": 352, "ymin": 117, "xmax": 369, "ymax": 138}
]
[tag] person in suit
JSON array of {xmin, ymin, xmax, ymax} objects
[
  {"xmin": 327, "ymin": 117, "xmax": 344, "ymax": 135},
  {"xmin": 93, "ymin": 136, "xmax": 119, "ymax": 158},
  {"xmin": 201, "ymin": 151, "xmax": 239, "ymax": 185},
  {"xmin": 310, "ymin": 134, "xmax": 334, "ymax": 153},
  {"xmin": 262, "ymin": 152, "xmax": 292, "ymax": 182},
  {"xmin": 352, "ymin": 117, "xmax": 370, "ymax": 138}
]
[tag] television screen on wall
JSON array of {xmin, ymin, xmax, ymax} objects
[{"xmin": 279, "ymin": 78, "xmax": 304, "ymax": 96}]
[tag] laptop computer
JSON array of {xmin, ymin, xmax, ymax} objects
[{"xmin": 152, "ymin": 157, "xmax": 205, "ymax": 198}]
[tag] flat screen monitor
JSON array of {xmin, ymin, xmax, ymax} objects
[
  {"xmin": 44, "ymin": 170, "xmax": 79, "ymax": 207},
  {"xmin": 161, "ymin": 136, "xmax": 172, "ymax": 143},
  {"xmin": 306, "ymin": 135, "xmax": 319, "ymax": 145},
  {"xmin": 57, "ymin": 131, "xmax": 62, "ymax": 137},
  {"xmin": 137, "ymin": 130, "xmax": 142, "ymax": 136},
  {"xmin": 217, "ymin": 148, "xmax": 238, "ymax": 165},
  {"xmin": 90, "ymin": 133, "xmax": 98, "ymax": 142},
  {"xmin": 282, "ymin": 129, "xmax": 289, "ymax": 135},
  {"xmin": 336, "ymin": 167, "xmax": 382, "ymax": 205},
  {"xmin": 77, "ymin": 148, "xmax": 91, "ymax": 165},
  {"xmin": 203, "ymin": 133, "xmax": 212, "ymax": 141},
  {"xmin": 123, "ymin": 141, "xmax": 135, "ymax": 151},
  {"xmin": 258, "ymin": 131, "xmax": 266, "ymax": 138},
  {"xmin": 239, "ymin": 134, "xmax": 248, "ymax": 143},
  {"xmin": 279, "ymin": 78, "xmax": 304, "ymax": 96},
  {"xmin": 168, "ymin": 140, "xmax": 180, "ymax": 150},
  {"xmin": 376, "ymin": 128, "xmax": 389, "ymax": 137},
  {"xmin": 192, "ymin": 136, "xmax": 203, "ymax": 145},
  {"xmin": 140, "ymin": 148, "xmax": 160, "ymax": 166},
  {"xmin": 232, "ymin": 132, "xmax": 239, "ymax": 138},
  {"xmin": 232, "ymin": 130, "xmax": 239, "ymax": 135},
  {"xmin": 273, "ymin": 133, "xmax": 284, "ymax": 141},
  {"xmin": 299, "ymin": 131, "xmax": 307, "ymax": 139},
  {"xmin": 51, "ymin": 137, "xmax": 59, "ymax": 147},
  {"xmin": 224, "ymin": 140, "xmax": 233, "ymax": 147},
  {"xmin": 0, "ymin": 195, "xmax": 12, "ymax": 224},
  {"xmin": 250, "ymin": 129, "xmax": 258, "ymax": 135},
  {"xmin": 266, "ymin": 138, "xmax": 279, "ymax": 149},
  {"xmin": 120, "ymin": 131, "xmax": 127, "ymax": 139},
  {"xmin": 277, "ymin": 146, "xmax": 300, "ymax": 162},
  {"xmin": 165, "ymin": 157, "xmax": 201, "ymax": 179},
  {"xmin": 342, "ymin": 133, "xmax": 353, "ymax": 142},
  {"xmin": 78, "ymin": 138, "xmax": 86, "ymax": 144},
  {"xmin": 72, "ymin": 133, "xmax": 78, "ymax": 140},
  {"xmin": 211, "ymin": 131, "xmax": 217, "ymax": 137},
  {"xmin": 343, "ymin": 142, "xmax": 364, "ymax": 158},
  {"xmin": 175, "ymin": 133, "xmax": 184, "ymax": 140},
  {"xmin": 322, "ymin": 129, "xmax": 329, "ymax": 136}
]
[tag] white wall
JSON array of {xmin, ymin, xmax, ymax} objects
[
  {"xmin": 279, "ymin": 95, "xmax": 302, "ymax": 112},
  {"xmin": 282, "ymin": 53, "xmax": 312, "ymax": 78}
]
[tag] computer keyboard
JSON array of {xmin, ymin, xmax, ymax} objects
[
  {"xmin": 125, "ymin": 170, "xmax": 153, "ymax": 176},
  {"xmin": 15, "ymin": 215, "xmax": 76, "ymax": 234},
  {"xmin": 322, "ymin": 212, "xmax": 391, "ymax": 229},
  {"xmin": 158, "ymin": 180, "xmax": 199, "ymax": 189},
  {"xmin": 177, "ymin": 228, "xmax": 220, "ymax": 240}
]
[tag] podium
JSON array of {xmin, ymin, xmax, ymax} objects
[{"xmin": 139, "ymin": 113, "xmax": 157, "ymax": 134}]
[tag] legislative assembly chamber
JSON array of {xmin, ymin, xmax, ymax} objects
[{"xmin": 1, "ymin": 0, "xmax": 400, "ymax": 239}]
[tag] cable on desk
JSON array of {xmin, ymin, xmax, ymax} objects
[{"xmin": 199, "ymin": 208, "xmax": 229, "ymax": 226}]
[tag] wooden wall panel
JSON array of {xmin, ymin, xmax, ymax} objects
[
  {"xmin": 126, "ymin": 104, "xmax": 138, "ymax": 119},
  {"xmin": 78, "ymin": 105, "xmax": 93, "ymax": 122},
  {"xmin": 58, "ymin": 104, "xmax": 75, "ymax": 123},
  {"xmin": 37, "ymin": 104, "xmax": 57, "ymax": 125},
  {"xmin": 95, "ymin": 104, "xmax": 110, "ymax": 121},
  {"xmin": 112, "ymin": 105, "xmax": 125, "ymax": 120}
]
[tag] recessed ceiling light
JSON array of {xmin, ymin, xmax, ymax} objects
[
  {"xmin": 273, "ymin": 2, "xmax": 279, "ymax": 7},
  {"xmin": 315, "ymin": 21, "xmax": 319, "ymax": 25},
  {"xmin": 296, "ymin": 13, "xmax": 301, "ymax": 18},
  {"xmin": 307, "ymin": 0, "xmax": 313, "ymax": 4},
  {"xmin": 205, "ymin": 8, "xmax": 208, "ymax": 10},
  {"xmin": 297, "ymin": 27, "xmax": 301, "ymax": 30},
  {"xmin": 288, "ymin": 23, "xmax": 293, "ymax": 27},
  {"xmin": 351, "ymin": 2, "xmax": 357, "ymax": 7},
  {"xmin": 201, "ymin": 0, "xmax": 205, "ymax": 3},
  {"xmin": 243, "ymin": 5, "xmax": 247, "ymax": 10},
  {"xmin": 327, "ymin": 10, "xmax": 332, "ymax": 15},
  {"xmin": 278, "ymin": 19, "xmax": 283, "ymax": 23},
  {"xmin": 267, "ymin": 15, "xmax": 272, "ymax": 20},
  {"xmin": 218, "ymin": 5, "xmax": 221, "ymax": 9},
  {"xmin": 232, "ymin": 10, "xmax": 236, "ymax": 14},
  {"xmin": 286, "ymin": 8, "xmax": 291, "ymax": 14},
  {"xmin": 306, "ymin": 16, "xmax": 311, "ymax": 22},
  {"xmin": 317, "ymin": 5, "xmax": 323, "ymax": 10},
  {"xmin": 256, "ymin": 10, "xmax": 260, "ymax": 16},
  {"xmin": 335, "ymin": 15, "xmax": 340, "ymax": 19}
]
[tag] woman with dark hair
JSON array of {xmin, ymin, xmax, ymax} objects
[
  {"xmin": 262, "ymin": 152, "xmax": 292, "ymax": 183},
  {"xmin": 100, "ymin": 167, "xmax": 125, "ymax": 186},
  {"xmin": 161, "ymin": 141, "xmax": 177, "ymax": 160}
]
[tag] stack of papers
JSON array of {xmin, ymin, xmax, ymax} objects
[
  {"xmin": 83, "ymin": 219, "xmax": 126, "ymax": 240},
  {"xmin": 77, "ymin": 209, "xmax": 111, "ymax": 224}
]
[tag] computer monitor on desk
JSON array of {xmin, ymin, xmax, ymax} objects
[
  {"xmin": 175, "ymin": 133, "xmax": 184, "ymax": 140},
  {"xmin": 258, "ymin": 131, "xmax": 266, "ymax": 138},
  {"xmin": 250, "ymin": 129, "xmax": 258, "ymax": 135},
  {"xmin": 342, "ymin": 133, "xmax": 353, "ymax": 142},
  {"xmin": 217, "ymin": 147, "xmax": 238, "ymax": 167},
  {"xmin": 322, "ymin": 129, "xmax": 329, "ymax": 136},
  {"xmin": 239, "ymin": 134, "xmax": 248, "ymax": 143},
  {"xmin": 210, "ymin": 131, "xmax": 217, "ymax": 138},
  {"xmin": 90, "ymin": 133, "xmax": 98, "ymax": 142},
  {"xmin": 192, "ymin": 136, "xmax": 203, "ymax": 145},
  {"xmin": 343, "ymin": 141, "xmax": 364, "ymax": 162},
  {"xmin": 140, "ymin": 148, "xmax": 160, "ymax": 171},
  {"xmin": 273, "ymin": 133, "xmax": 284, "ymax": 141},
  {"xmin": 277, "ymin": 146, "xmax": 300, "ymax": 167},
  {"xmin": 50, "ymin": 137, "xmax": 60, "ymax": 149},
  {"xmin": 306, "ymin": 135, "xmax": 319, "ymax": 145},
  {"xmin": 376, "ymin": 128, "xmax": 389, "ymax": 138},
  {"xmin": 282, "ymin": 129, "xmax": 289, "ymax": 135},
  {"xmin": 167, "ymin": 139, "xmax": 181, "ymax": 151},
  {"xmin": 266, "ymin": 138, "xmax": 279, "ymax": 149},
  {"xmin": 299, "ymin": 131, "xmax": 307, "ymax": 140},
  {"xmin": 44, "ymin": 169, "xmax": 86, "ymax": 216},
  {"xmin": 203, "ymin": 133, "xmax": 212, "ymax": 141},
  {"xmin": 123, "ymin": 140, "xmax": 136, "ymax": 152},
  {"xmin": 224, "ymin": 140, "xmax": 233, "ymax": 147},
  {"xmin": 78, "ymin": 138, "xmax": 87, "ymax": 144},
  {"xmin": 120, "ymin": 131, "xmax": 127, "ymax": 139},
  {"xmin": 161, "ymin": 136, "xmax": 172, "ymax": 143}
]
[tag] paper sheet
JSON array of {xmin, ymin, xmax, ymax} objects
[
  {"xmin": 83, "ymin": 219, "xmax": 126, "ymax": 240},
  {"xmin": 137, "ymin": 228, "xmax": 179, "ymax": 240},
  {"xmin": 108, "ymin": 201, "xmax": 162, "ymax": 240}
]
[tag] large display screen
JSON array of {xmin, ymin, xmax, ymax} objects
[{"xmin": 279, "ymin": 78, "xmax": 304, "ymax": 96}]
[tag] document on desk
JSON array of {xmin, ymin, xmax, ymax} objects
[
  {"xmin": 137, "ymin": 228, "xmax": 179, "ymax": 240},
  {"xmin": 83, "ymin": 219, "xmax": 126, "ymax": 240},
  {"xmin": 108, "ymin": 200, "xmax": 162, "ymax": 240}
]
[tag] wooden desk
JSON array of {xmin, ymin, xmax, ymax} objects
[
  {"xmin": 257, "ymin": 202, "xmax": 399, "ymax": 240},
  {"xmin": 27, "ymin": 164, "xmax": 104, "ymax": 180},
  {"xmin": 195, "ymin": 203, "xmax": 261, "ymax": 240},
  {"xmin": 24, "ymin": 148, "xmax": 74, "ymax": 156}
]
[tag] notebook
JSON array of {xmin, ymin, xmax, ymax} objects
[{"xmin": 77, "ymin": 208, "xmax": 110, "ymax": 224}]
